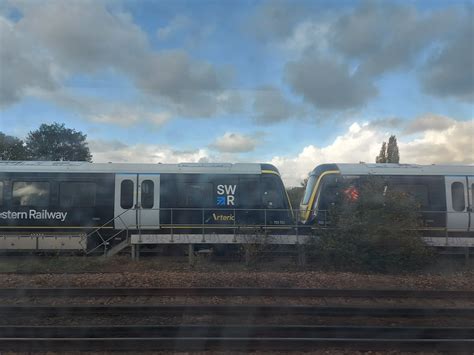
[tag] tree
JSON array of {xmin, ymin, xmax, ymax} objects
[
  {"xmin": 301, "ymin": 177, "xmax": 308, "ymax": 189},
  {"xmin": 286, "ymin": 186, "xmax": 305, "ymax": 211},
  {"xmin": 286, "ymin": 176, "xmax": 309, "ymax": 211},
  {"xmin": 376, "ymin": 142, "xmax": 387, "ymax": 163},
  {"xmin": 0, "ymin": 132, "xmax": 28, "ymax": 160},
  {"xmin": 376, "ymin": 135, "xmax": 400, "ymax": 163},
  {"xmin": 308, "ymin": 177, "xmax": 433, "ymax": 273},
  {"xmin": 387, "ymin": 135, "xmax": 400, "ymax": 163},
  {"xmin": 25, "ymin": 123, "xmax": 92, "ymax": 161}
]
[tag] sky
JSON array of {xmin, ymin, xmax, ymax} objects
[{"xmin": 0, "ymin": 0, "xmax": 473, "ymax": 186}]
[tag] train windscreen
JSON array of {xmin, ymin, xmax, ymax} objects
[{"xmin": 302, "ymin": 175, "xmax": 317, "ymax": 205}]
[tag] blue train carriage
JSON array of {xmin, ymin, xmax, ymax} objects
[
  {"xmin": 0, "ymin": 161, "xmax": 293, "ymax": 251},
  {"xmin": 299, "ymin": 163, "xmax": 474, "ymax": 247}
]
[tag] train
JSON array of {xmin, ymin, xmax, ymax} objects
[
  {"xmin": 1, "ymin": 161, "xmax": 473, "ymax": 252},
  {"xmin": 300, "ymin": 163, "xmax": 474, "ymax": 239},
  {"xmin": 0, "ymin": 161, "xmax": 293, "ymax": 251}
]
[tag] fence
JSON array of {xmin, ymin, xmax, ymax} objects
[{"xmin": 80, "ymin": 206, "xmax": 473, "ymax": 256}]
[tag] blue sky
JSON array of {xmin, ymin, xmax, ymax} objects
[{"xmin": 0, "ymin": 0, "xmax": 473, "ymax": 185}]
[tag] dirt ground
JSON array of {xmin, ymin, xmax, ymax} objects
[{"xmin": 0, "ymin": 255, "xmax": 473, "ymax": 290}]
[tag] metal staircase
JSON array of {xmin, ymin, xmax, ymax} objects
[
  {"xmin": 103, "ymin": 237, "xmax": 131, "ymax": 257},
  {"xmin": 79, "ymin": 210, "xmax": 132, "ymax": 256},
  {"xmin": 79, "ymin": 207, "xmax": 299, "ymax": 258}
]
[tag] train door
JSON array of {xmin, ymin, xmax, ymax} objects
[
  {"xmin": 114, "ymin": 174, "xmax": 160, "ymax": 229},
  {"xmin": 468, "ymin": 176, "xmax": 474, "ymax": 232},
  {"xmin": 114, "ymin": 174, "xmax": 138, "ymax": 229},
  {"xmin": 137, "ymin": 174, "xmax": 160, "ymax": 229},
  {"xmin": 445, "ymin": 176, "xmax": 469, "ymax": 232}
]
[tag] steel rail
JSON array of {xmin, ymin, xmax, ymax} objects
[
  {"xmin": 1, "ymin": 325, "xmax": 473, "ymax": 339},
  {"xmin": 0, "ymin": 337, "xmax": 473, "ymax": 352},
  {"xmin": 1, "ymin": 287, "xmax": 473, "ymax": 298},
  {"xmin": 1, "ymin": 304, "xmax": 473, "ymax": 318}
]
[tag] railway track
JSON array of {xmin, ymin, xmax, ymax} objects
[
  {"xmin": 1, "ymin": 304, "xmax": 474, "ymax": 318},
  {"xmin": 1, "ymin": 287, "xmax": 473, "ymax": 298},
  {"xmin": 1, "ymin": 325, "xmax": 473, "ymax": 351},
  {"xmin": 3, "ymin": 337, "xmax": 473, "ymax": 352},
  {"xmin": 1, "ymin": 287, "xmax": 473, "ymax": 352},
  {"xmin": 2, "ymin": 324, "xmax": 474, "ymax": 338}
]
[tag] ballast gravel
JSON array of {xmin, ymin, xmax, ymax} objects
[{"xmin": 0, "ymin": 269, "xmax": 473, "ymax": 290}]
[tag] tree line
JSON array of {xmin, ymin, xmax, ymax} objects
[
  {"xmin": 376, "ymin": 135, "xmax": 399, "ymax": 164},
  {"xmin": 0, "ymin": 122, "xmax": 92, "ymax": 162}
]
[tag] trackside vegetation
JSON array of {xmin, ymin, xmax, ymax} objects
[{"xmin": 307, "ymin": 176, "xmax": 434, "ymax": 273}]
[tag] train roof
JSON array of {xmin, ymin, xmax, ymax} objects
[
  {"xmin": 311, "ymin": 163, "xmax": 474, "ymax": 176},
  {"xmin": 0, "ymin": 161, "xmax": 280, "ymax": 175}
]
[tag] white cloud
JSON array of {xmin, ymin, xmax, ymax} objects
[
  {"xmin": 0, "ymin": 16, "xmax": 57, "ymax": 106},
  {"xmin": 253, "ymin": 86, "xmax": 306, "ymax": 123},
  {"xmin": 2, "ymin": 0, "xmax": 239, "ymax": 118},
  {"xmin": 15, "ymin": 0, "xmax": 149, "ymax": 74},
  {"xmin": 254, "ymin": 1, "xmax": 471, "ymax": 108},
  {"xmin": 211, "ymin": 132, "xmax": 262, "ymax": 153},
  {"xmin": 271, "ymin": 118, "xmax": 473, "ymax": 186},
  {"xmin": 401, "ymin": 120, "xmax": 474, "ymax": 164},
  {"xmin": 90, "ymin": 139, "xmax": 211, "ymax": 164},
  {"xmin": 279, "ymin": 20, "xmax": 330, "ymax": 57},
  {"xmin": 32, "ymin": 89, "xmax": 173, "ymax": 127},
  {"xmin": 403, "ymin": 114, "xmax": 455, "ymax": 134},
  {"xmin": 271, "ymin": 122, "xmax": 384, "ymax": 186},
  {"xmin": 90, "ymin": 109, "xmax": 171, "ymax": 128},
  {"xmin": 157, "ymin": 15, "xmax": 192, "ymax": 40},
  {"xmin": 285, "ymin": 54, "xmax": 377, "ymax": 110},
  {"xmin": 247, "ymin": 0, "xmax": 308, "ymax": 42},
  {"xmin": 83, "ymin": 97, "xmax": 173, "ymax": 127}
]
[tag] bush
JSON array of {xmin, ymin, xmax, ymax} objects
[
  {"xmin": 308, "ymin": 177, "xmax": 434, "ymax": 273},
  {"xmin": 238, "ymin": 227, "xmax": 276, "ymax": 269}
]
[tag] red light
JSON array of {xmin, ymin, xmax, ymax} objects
[{"xmin": 344, "ymin": 186, "xmax": 359, "ymax": 201}]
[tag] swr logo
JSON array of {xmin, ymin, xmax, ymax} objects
[{"xmin": 216, "ymin": 184, "xmax": 236, "ymax": 206}]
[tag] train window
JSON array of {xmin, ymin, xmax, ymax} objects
[
  {"xmin": 12, "ymin": 181, "xmax": 50, "ymax": 206},
  {"xmin": 392, "ymin": 184, "xmax": 430, "ymax": 208},
  {"xmin": 239, "ymin": 179, "xmax": 260, "ymax": 208},
  {"xmin": 179, "ymin": 183, "xmax": 212, "ymax": 207},
  {"xmin": 120, "ymin": 180, "xmax": 134, "ymax": 209},
  {"xmin": 320, "ymin": 186, "xmax": 340, "ymax": 210},
  {"xmin": 159, "ymin": 177, "xmax": 176, "ymax": 208},
  {"xmin": 0, "ymin": 181, "xmax": 3, "ymax": 206},
  {"xmin": 302, "ymin": 175, "xmax": 317, "ymax": 204},
  {"xmin": 60, "ymin": 182, "xmax": 96, "ymax": 207},
  {"xmin": 141, "ymin": 180, "xmax": 154, "ymax": 209},
  {"xmin": 451, "ymin": 182, "xmax": 465, "ymax": 212},
  {"xmin": 318, "ymin": 175, "xmax": 344, "ymax": 210},
  {"xmin": 262, "ymin": 177, "xmax": 284, "ymax": 209}
]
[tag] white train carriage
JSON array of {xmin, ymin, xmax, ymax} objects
[
  {"xmin": 300, "ymin": 163, "xmax": 474, "ymax": 247},
  {"xmin": 0, "ymin": 161, "xmax": 292, "ymax": 251}
]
